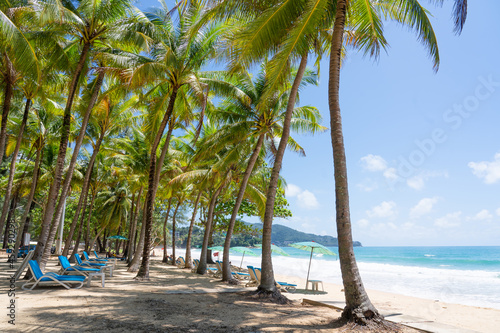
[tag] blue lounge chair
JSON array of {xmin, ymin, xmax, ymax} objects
[
  {"xmin": 192, "ymin": 259, "xmax": 218, "ymax": 274},
  {"xmin": 254, "ymin": 268, "xmax": 297, "ymax": 292},
  {"xmin": 22, "ymin": 260, "xmax": 85, "ymax": 290},
  {"xmin": 83, "ymin": 251, "xmax": 107, "ymax": 262},
  {"xmin": 75, "ymin": 254, "xmax": 105, "ymax": 267},
  {"xmin": 75, "ymin": 254, "xmax": 114, "ymax": 277},
  {"xmin": 58, "ymin": 256, "xmax": 100, "ymax": 277},
  {"xmin": 215, "ymin": 260, "xmax": 250, "ymax": 280}
]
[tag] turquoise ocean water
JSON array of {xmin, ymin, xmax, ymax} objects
[{"xmin": 216, "ymin": 246, "xmax": 500, "ymax": 309}]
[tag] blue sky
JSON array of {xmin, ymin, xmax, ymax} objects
[{"xmin": 139, "ymin": 1, "xmax": 500, "ymax": 246}]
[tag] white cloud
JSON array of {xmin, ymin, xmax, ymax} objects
[
  {"xmin": 469, "ymin": 209, "xmax": 493, "ymax": 221},
  {"xmin": 361, "ymin": 154, "xmax": 387, "ymax": 172},
  {"xmin": 410, "ymin": 197, "xmax": 439, "ymax": 219},
  {"xmin": 357, "ymin": 219, "xmax": 370, "ymax": 227},
  {"xmin": 297, "ymin": 190, "xmax": 320, "ymax": 209},
  {"xmin": 434, "ymin": 211, "xmax": 462, "ymax": 228},
  {"xmin": 468, "ymin": 153, "xmax": 500, "ymax": 184},
  {"xmin": 496, "ymin": 208, "xmax": 500, "ymax": 216},
  {"xmin": 286, "ymin": 184, "xmax": 302, "ymax": 197},
  {"xmin": 285, "ymin": 184, "xmax": 319, "ymax": 210},
  {"xmin": 407, "ymin": 171, "xmax": 449, "ymax": 190},
  {"xmin": 383, "ymin": 167, "xmax": 399, "ymax": 181},
  {"xmin": 367, "ymin": 201, "xmax": 397, "ymax": 219}
]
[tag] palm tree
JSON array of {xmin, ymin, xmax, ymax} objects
[
  {"xmin": 31, "ymin": 0, "xmax": 142, "ymax": 269},
  {"xmin": 202, "ymin": 68, "xmax": 325, "ymax": 282},
  {"xmin": 0, "ymin": 0, "xmax": 40, "ymax": 164},
  {"xmin": 125, "ymin": 2, "xmax": 224, "ymax": 279},
  {"xmin": 327, "ymin": 0, "xmax": 466, "ymax": 322},
  {"xmin": 61, "ymin": 79, "xmax": 136, "ymax": 256}
]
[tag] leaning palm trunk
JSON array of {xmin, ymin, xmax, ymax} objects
[
  {"xmin": 32, "ymin": 43, "xmax": 91, "ymax": 269},
  {"xmin": 0, "ymin": 53, "xmax": 15, "ymax": 164},
  {"xmin": 42, "ymin": 70, "xmax": 105, "ymax": 265},
  {"xmin": 197, "ymin": 184, "xmax": 224, "ymax": 275},
  {"xmin": 0, "ymin": 99, "xmax": 31, "ymax": 239},
  {"xmin": 84, "ymin": 191, "xmax": 97, "ymax": 253},
  {"xmin": 171, "ymin": 201, "xmax": 181, "ymax": 265},
  {"xmin": 127, "ymin": 188, "xmax": 143, "ymax": 262},
  {"xmin": 137, "ymin": 87, "xmax": 178, "ymax": 279},
  {"xmin": 128, "ymin": 208, "xmax": 147, "ymax": 272},
  {"xmin": 222, "ymin": 134, "xmax": 265, "ymax": 282},
  {"xmin": 184, "ymin": 190, "xmax": 202, "ymax": 269},
  {"xmin": 12, "ymin": 144, "xmax": 42, "ymax": 261},
  {"xmin": 328, "ymin": 0, "xmax": 379, "ymax": 323},
  {"xmin": 162, "ymin": 199, "xmax": 173, "ymax": 263},
  {"xmin": 259, "ymin": 53, "xmax": 308, "ymax": 293},
  {"xmin": 62, "ymin": 124, "xmax": 105, "ymax": 257},
  {"xmin": 69, "ymin": 202, "xmax": 88, "ymax": 262}
]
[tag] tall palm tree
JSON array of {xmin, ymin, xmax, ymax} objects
[
  {"xmin": 0, "ymin": 0, "xmax": 40, "ymax": 164},
  {"xmin": 31, "ymin": 0, "xmax": 143, "ymax": 269},
  {"xmin": 124, "ymin": 2, "xmax": 224, "ymax": 279},
  {"xmin": 60, "ymin": 79, "xmax": 136, "ymax": 253},
  {"xmin": 203, "ymin": 68, "xmax": 325, "ymax": 282}
]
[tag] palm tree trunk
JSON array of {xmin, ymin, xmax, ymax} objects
[
  {"xmin": 162, "ymin": 198, "xmax": 173, "ymax": 263},
  {"xmin": 62, "ymin": 125, "xmax": 105, "ymax": 256},
  {"xmin": 32, "ymin": 42, "xmax": 91, "ymax": 269},
  {"xmin": 124, "ymin": 192, "xmax": 136, "ymax": 258},
  {"xmin": 84, "ymin": 191, "xmax": 97, "ymax": 253},
  {"xmin": 171, "ymin": 201, "xmax": 181, "ymax": 265},
  {"xmin": 0, "ymin": 99, "xmax": 31, "ymax": 239},
  {"xmin": 0, "ymin": 53, "xmax": 15, "ymax": 164},
  {"xmin": 12, "ymin": 146, "xmax": 42, "ymax": 261},
  {"xmin": 41, "ymin": 70, "xmax": 105, "ymax": 264},
  {"xmin": 69, "ymin": 201, "xmax": 88, "ymax": 263},
  {"xmin": 197, "ymin": 184, "xmax": 223, "ymax": 275},
  {"xmin": 328, "ymin": 0, "xmax": 379, "ymax": 323},
  {"xmin": 259, "ymin": 53, "xmax": 308, "ymax": 293},
  {"xmin": 136, "ymin": 87, "xmax": 178, "ymax": 279},
  {"xmin": 128, "ymin": 212, "xmax": 146, "ymax": 272},
  {"xmin": 127, "ymin": 187, "xmax": 143, "ymax": 263},
  {"xmin": 185, "ymin": 190, "xmax": 202, "ymax": 269},
  {"xmin": 2, "ymin": 193, "xmax": 18, "ymax": 248},
  {"xmin": 222, "ymin": 134, "xmax": 264, "ymax": 281}
]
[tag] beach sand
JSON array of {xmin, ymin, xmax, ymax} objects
[{"xmin": 1, "ymin": 253, "xmax": 498, "ymax": 332}]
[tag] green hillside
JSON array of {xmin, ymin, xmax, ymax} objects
[{"xmin": 249, "ymin": 223, "xmax": 362, "ymax": 247}]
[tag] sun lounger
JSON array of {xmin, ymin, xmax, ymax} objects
[
  {"xmin": 246, "ymin": 265, "xmax": 259, "ymax": 287},
  {"xmin": 95, "ymin": 250, "xmax": 125, "ymax": 261},
  {"xmin": 83, "ymin": 251, "xmax": 116, "ymax": 268},
  {"xmin": 22, "ymin": 260, "xmax": 85, "ymax": 290},
  {"xmin": 58, "ymin": 256, "xmax": 100, "ymax": 278},
  {"xmin": 192, "ymin": 259, "xmax": 218, "ymax": 274},
  {"xmin": 75, "ymin": 254, "xmax": 113, "ymax": 277},
  {"xmin": 253, "ymin": 268, "xmax": 296, "ymax": 292},
  {"xmin": 216, "ymin": 260, "xmax": 250, "ymax": 280}
]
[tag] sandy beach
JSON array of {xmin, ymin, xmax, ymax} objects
[{"xmin": 1, "ymin": 253, "xmax": 499, "ymax": 332}]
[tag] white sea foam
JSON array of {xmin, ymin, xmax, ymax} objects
[
  {"xmin": 220, "ymin": 250, "xmax": 500, "ymax": 310},
  {"xmin": 182, "ymin": 247, "xmax": 500, "ymax": 309}
]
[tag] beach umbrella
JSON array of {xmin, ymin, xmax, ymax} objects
[
  {"xmin": 208, "ymin": 246, "xmax": 224, "ymax": 260},
  {"xmin": 290, "ymin": 241, "xmax": 336, "ymax": 288},
  {"xmin": 107, "ymin": 235, "xmax": 128, "ymax": 240},
  {"xmin": 255, "ymin": 244, "xmax": 289, "ymax": 256},
  {"xmin": 230, "ymin": 247, "xmax": 258, "ymax": 268}
]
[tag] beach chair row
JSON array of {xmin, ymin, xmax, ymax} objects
[{"xmin": 20, "ymin": 251, "xmax": 117, "ymax": 291}]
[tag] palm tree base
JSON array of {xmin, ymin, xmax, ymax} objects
[
  {"xmin": 254, "ymin": 287, "xmax": 290, "ymax": 304},
  {"xmin": 341, "ymin": 305, "xmax": 383, "ymax": 325}
]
